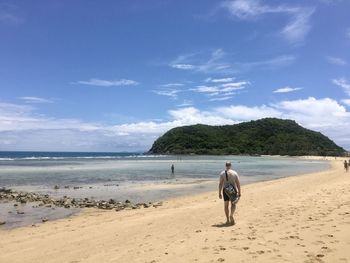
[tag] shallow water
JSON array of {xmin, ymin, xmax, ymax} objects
[{"xmin": 0, "ymin": 153, "xmax": 330, "ymax": 229}]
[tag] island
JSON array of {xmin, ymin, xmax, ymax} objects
[{"xmin": 148, "ymin": 118, "xmax": 345, "ymax": 156}]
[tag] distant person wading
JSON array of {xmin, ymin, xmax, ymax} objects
[{"xmin": 218, "ymin": 162, "xmax": 241, "ymax": 225}]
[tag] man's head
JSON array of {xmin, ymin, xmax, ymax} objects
[{"xmin": 225, "ymin": 161, "xmax": 232, "ymax": 169}]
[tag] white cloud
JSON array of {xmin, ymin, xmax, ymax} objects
[
  {"xmin": 170, "ymin": 49, "xmax": 295, "ymax": 74},
  {"xmin": 281, "ymin": 8, "xmax": 314, "ymax": 44},
  {"xmin": 190, "ymin": 80, "xmax": 248, "ymax": 101},
  {"xmin": 274, "ymin": 97, "xmax": 349, "ymax": 128},
  {"xmin": 221, "ymin": 81, "xmax": 249, "ymax": 88},
  {"xmin": 205, "ymin": 77, "xmax": 235, "ymax": 83},
  {"xmin": 222, "ymin": 0, "xmax": 315, "ymax": 44},
  {"xmin": 177, "ymin": 100, "xmax": 193, "ymax": 107},
  {"xmin": 170, "ymin": 49, "xmax": 231, "ymax": 74},
  {"xmin": 1, "ymin": 97, "xmax": 350, "ymax": 151},
  {"xmin": 18, "ymin": 96, "xmax": 53, "ymax": 104},
  {"xmin": 170, "ymin": 64, "xmax": 195, "ymax": 70},
  {"xmin": 341, "ymin": 99, "xmax": 350, "ymax": 106},
  {"xmin": 75, "ymin": 78, "xmax": 139, "ymax": 87},
  {"xmin": 209, "ymin": 96, "xmax": 233, "ymax": 102},
  {"xmin": 152, "ymin": 89, "xmax": 181, "ymax": 99},
  {"xmin": 333, "ymin": 78, "xmax": 350, "ymax": 96},
  {"xmin": 192, "ymin": 85, "xmax": 219, "ymax": 93},
  {"xmin": 273, "ymin": 87, "xmax": 302, "ymax": 93},
  {"xmin": 326, "ymin": 56, "xmax": 347, "ymax": 66},
  {"xmin": 159, "ymin": 83, "xmax": 184, "ymax": 87}
]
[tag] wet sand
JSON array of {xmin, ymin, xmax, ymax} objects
[{"xmin": 0, "ymin": 158, "xmax": 349, "ymax": 262}]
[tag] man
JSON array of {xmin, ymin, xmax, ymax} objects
[
  {"xmin": 218, "ymin": 161, "xmax": 241, "ymax": 225},
  {"xmin": 345, "ymin": 160, "xmax": 349, "ymax": 172}
]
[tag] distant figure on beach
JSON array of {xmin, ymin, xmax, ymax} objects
[
  {"xmin": 171, "ymin": 164, "xmax": 174, "ymax": 174},
  {"xmin": 344, "ymin": 160, "xmax": 349, "ymax": 172},
  {"xmin": 218, "ymin": 162, "xmax": 241, "ymax": 225}
]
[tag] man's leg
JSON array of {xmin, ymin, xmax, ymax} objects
[
  {"xmin": 224, "ymin": 201, "xmax": 229, "ymax": 223},
  {"xmin": 230, "ymin": 202, "xmax": 237, "ymax": 225},
  {"xmin": 230, "ymin": 203, "xmax": 236, "ymax": 216}
]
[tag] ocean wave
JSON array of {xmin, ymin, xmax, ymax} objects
[
  {"xmin": 0, "ymin": 158, "xmax": 15, "ymax": 161},
  {"xmin": 0, "ymin": 154, "xmax": 168, "ymax": 161}
]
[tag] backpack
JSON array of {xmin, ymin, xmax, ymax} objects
[{"xmin": 223, "ymin": 171, "xmax": 238, "ymax": 200}]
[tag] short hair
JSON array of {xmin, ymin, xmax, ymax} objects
[{"xmin": 225, "ymin": 162, "xmax": 232, "ymax": 167}]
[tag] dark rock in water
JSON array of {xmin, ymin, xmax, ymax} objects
[
  {"xmin": 64, "ymin": 186, "xmax": 70, "ymax": 189},
  {"xmin": 153, "ymin": 202, "xmax": 163, "ymax": 208},
  {"xmin": 0, "ymin": 221, "xmax": 6, "ymax": 225},
  {"xmin": 73, "ymin": 186, "xmax": 79, "ymax": 190},
  {"xmin": 42, "ymin": 217, "xmax": 49, "ymax": 223},
  {"xmin": 0, "ymin": 188, "xmax": 12, "ymax": 194},
  {"xmin": 54, "ymin": 185, "xmax": 60, "ymax": 190},
  {"xmin": 1, "ymin": 186, "xmax": 159, "ymax": 213}
]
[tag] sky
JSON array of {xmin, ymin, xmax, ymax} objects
[{"xmin": 0, "ymin": 0, "xmax": 350, "ymax": 152}]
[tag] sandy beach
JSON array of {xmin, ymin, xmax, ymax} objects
[{"xmin": 1, "ymin": 158, "xmax": 349, "ymax": 263}]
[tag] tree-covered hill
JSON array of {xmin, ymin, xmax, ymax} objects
[{"xmin": 148, "ymin": 118, "xmax": 345, "ymax": 156}]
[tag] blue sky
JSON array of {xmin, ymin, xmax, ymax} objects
[{"xmin": 1, "ymin": 0, "xmax": 350, "ymax": 151}]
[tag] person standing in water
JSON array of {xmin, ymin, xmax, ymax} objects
[
  {"xmin": 171, "ymin": 164, "xmax": 174, "ymax": 174},
  {"xmin": 345, "ymin": 160, "xmax": 349, "ymax": 172},
  {"xmin": 218, "ymin": 162, "xmax": 241, "ymax": 225}
]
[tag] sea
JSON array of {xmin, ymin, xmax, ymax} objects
[{"xmin": 0, "ymin": 151, "xmax": 329, "ymax": 229}]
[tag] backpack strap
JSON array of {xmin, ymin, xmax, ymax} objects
[{"xmin": 225, "ymin": 170, "xmax": 228, "ymax": 181}]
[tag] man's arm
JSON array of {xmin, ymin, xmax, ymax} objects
[
  {"xmin": 218, "ymin": 176, "xmax": 224, "ymax": 199},
  {"xmin": 235, "ymin": 176, "xmax": 241, "ymax": 196}
]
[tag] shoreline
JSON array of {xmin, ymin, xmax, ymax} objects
[
  {"xmin": 0, "ymin": 156, "xmax": 331, "ymax": 229},
  {"xmin": 1, "ymin": 158, "xmax": 349, "ymax": 262}
]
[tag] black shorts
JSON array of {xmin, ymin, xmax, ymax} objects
[
  {"xmin": 223, "ymin": 190, "xmax": 239, "ymax": 202},
  {"xmin": 223, "ymin": 190, "xmax": 230, "ymax": 201}
]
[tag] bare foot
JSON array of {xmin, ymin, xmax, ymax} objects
[{"xmin": 230, "ymin": 216, "xmax": 235, "ymax": 225}]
